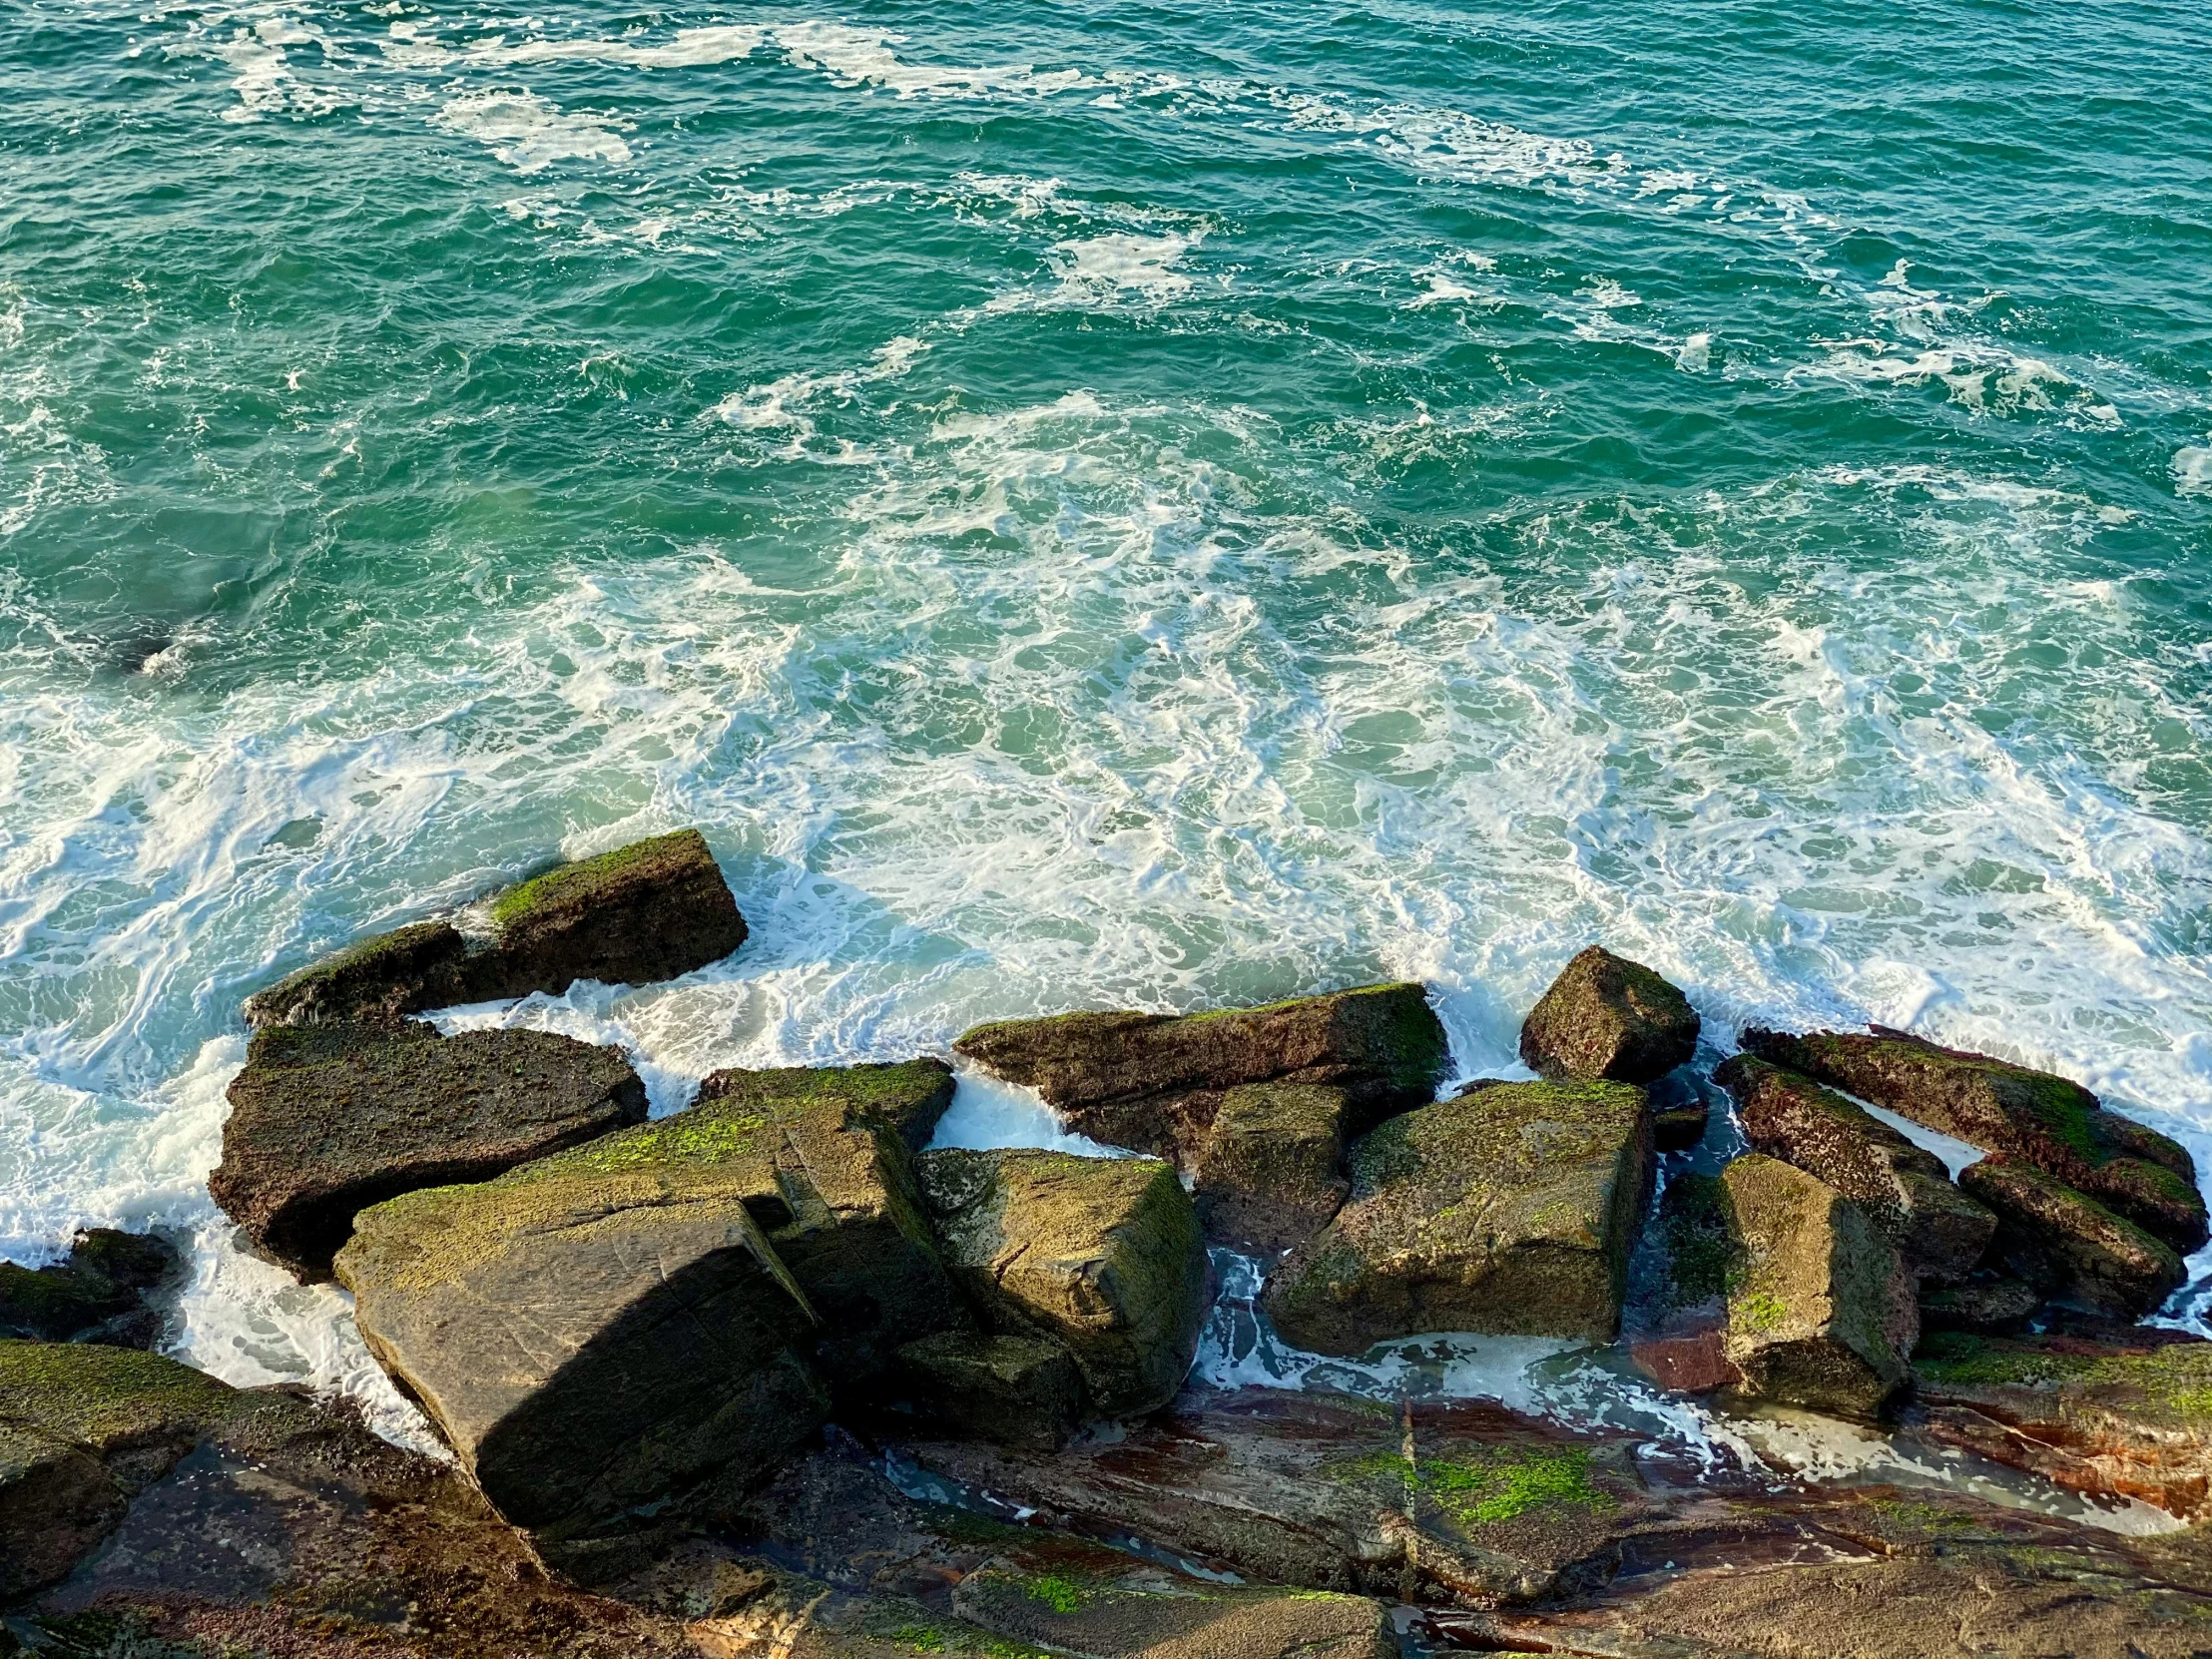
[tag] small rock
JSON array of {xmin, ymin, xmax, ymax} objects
[
  {"xmin": 1518, "ymin": 945, "xmax": 1700, "ymax": 1086},
  {"xmin": 0, "ymin": 1229, "xmax": 182, "ymax": 1349},
  {"xmin": 334, "ymin": 1121, "xmax": 830, "ymax": 1538},
  {"xmin": 1920, "ymin": 1271, "xmax": 2044, "ymax": 1336},
  {"xmin": 952, "ymin": 982, "xmax": 1448, "ymax": 1165},
  {"xmin": 1646, "ymin": 1067, "xmax": 1714, "ymax": 1153},
  {"xmin": 243, "ymin": 917, "xmax": 472, "ymax": 1028},
  {"xmin": 1263, "ymin": 1080, "xmax": 1654, "ymax": 1355},
  {"xmin": 915, "ymin": 1148, "xmax": 1208, "ymax": 1419},
  {"xmin": 1190, "ymin": 1081, "xmax": 1354, "ymax": 1253},
  {"xmin": 1961, "ymin": 1155, "xmax": 2183, "ymax": 1321},
  {"xmin": 1719, "ymin": 1154, "xmax": 1917, "ymax": 1419},
  {"xmin": 211, "ymin": 1021, "xmax": 647, "ymax": 1280},
  {"xmin": 1739, "ymin": 1025, "xmax": 2208, "ymax": 1255},
  {"xmin": 1715, "ymin": 1053, "xmax": 1996, "ymax": 1285},
  {"xmin": 890, "ymin": 1330, "xmax": 1086, "ymax": 1450}
]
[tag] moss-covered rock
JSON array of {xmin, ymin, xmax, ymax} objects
[
  {"xmin": 1961, "ymin": 1156, "xmax": 2183, "ymax": 1321},
  {"xmin": 1739, "ymin": 1026, "xmax": 2207, "ymax": 1255},
  {"xmin": 1715, "ymin": 1054, "xmax": 1995, "ymax": 1285},
  {"xmin": 1518, "ymin": 946, "xmax": 1700, "ymax": 1086},
  {"xmin": 952, "ymin": 983, "xmax": 1447, "ymax": 1165},
  {"xmin": 0, "ymin": 1229, "xmax": 180, "ymax": 1348},
  {"xmin": 210, "ymin": 1021, "xmax": 647, "ymax": 1280},
  {"xmin": 333, "ymin": 1131, "xmax": 830, "ymax": 1538},
  {"xmin": 1624, "ymin": 1173, "xmax": 1742, "ymax": 1393},
  {"xmin": 242, "ymin": 829, "xmax": 749, "ymax": 1029},
  {"xmin": 0, "ymin": 1420, "xmax": 126, "ymax": 1600},
  {"xmin": 1718, "ymin": 1154, "xmax": 1916, "ymax": 1419},
  {"xmin": 915, "ymin": 1148, "xmax": 1207, "ymax": 1419},
  {"xmin": 1920, "ymin": 1271, "xmax": 2042, "ymax": 1336},
  {"xmin": 1262, "ymin": 1080, "xmax": 1653, "ymax": 1355},
  {"xmin": 1190, "ymin": 1081, "xmax": 1353, "ymax": 1253},
  {"xmin": 888, "ymin": 1331, "xmax": 1086, "ymax": 1451}
]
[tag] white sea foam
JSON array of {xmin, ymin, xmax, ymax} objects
[
  {"xmin": 433, "ymin": 88, "xmax": 632, "ymax": 173},
  {"xmin": 2174, "ymin": 442, "xmax": 2212, "ymax": 497},
  {"xmin": 774, "ymin": 22, "xmax": 1092, "ymax": 100},
  {"xmin": 927, "ymin": 1070, "xmax": 1132, "ymax": 1159}
]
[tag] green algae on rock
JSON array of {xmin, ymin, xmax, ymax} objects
[
  {"xmin": 1189, "ymin": 1080, "xmax": 1353, "ymax": 1253},
  {"xmin": 1262, "ymin": 1079, "xmax": 1653, "ymax": 1355},
  {"xmin": 951, "ymin": 983, "xmax": 1447, "ymax": 1166},
  {"xmin": 210, "ymin": 1020, "xmax": 647, "ymax": 1280},
  {"xmin": 1518, "ymin": 945, "xmax": 1700, "ymax": 1086},
  {"xmin": 1718, "ymin": 1154, "xmax": 1917, "ymax": 1418},
  {"xmin": 1960, "ymin": 1156, "xmax": 2184, "ymax": 1321},
  {"xmin": 0, "ymin": 1228, "xmax": 180, "ymax": 1349},
  {"xmin": 1715, "ymin": 1053, "xmax": 1995, "ymax": 1285},
  {"xmin": 243, "ymin": 917, "xmax": 474, "ymax": 1029},
  {"xmin": 915, "ymin": 1148, "xmax": 1207, "ymax": 1419}
]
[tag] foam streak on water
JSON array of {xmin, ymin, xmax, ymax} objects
[{"xmin": 2, "ymin": 0, "xmax": 2209, "ymax": 1453}]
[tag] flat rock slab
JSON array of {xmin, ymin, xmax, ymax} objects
[
  {"xmin": 210, "ymin": 1021, "xmax": 646, "ymax": 1280},
  {"xmin": 1716, "ymin": 1054, "xmax": 1995, "ymax": 1286},
  {"xmin": 1263, "ymin": 1080, "xmax": 1653, "ymax": 1354},
  {"xmin": 953, "ymin": 982, "xmax": 1448, "ymax": 1164},
  {"xmin": 334, "ymin": 1129, "xmax": 830, "ymax": 1539},
  {"xmin": 244, "ymin": 827, "xmax": 748, "ymax": 1028},
  {"xmin": 916, "ymin": 1148, "xmax": 1207, "ymax": 1421},
  {"xmin": 0, "ymin": 1342, "xmax": 700, "ymax": 1654},
  {"xmin": 1739, "ymin": 1025, "xmax": 2208, "ymax": 1255},
  {"xmin": 1520, "ymin": 945, "xmax": 1700, "ymax": 1086},
  {"xmin": 1719, "ymin": 1154, "xmax": 1916, "ymax": 1419}
]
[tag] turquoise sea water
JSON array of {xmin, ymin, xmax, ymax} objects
[{"xmin": 4, "ymin": 0, "xmax": 2211, "ymax": 1414}]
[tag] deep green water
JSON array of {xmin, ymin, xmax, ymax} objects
[{"xmin": 3, "ymin": 0, "xmax": 2211, "ymax": 1401}]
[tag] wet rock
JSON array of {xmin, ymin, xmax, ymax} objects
[
  {"xmin": 1739, "ymin": 1025, "xmax": 2208, "ymax": 1254},
  {"xmin": 1920, "ymin": 1270, "xmax": 2044, "ymax": 1335},
  {"xmin": 1915, "ymin": 1325, "xmax": 2212, "ymax": 1522},
  {"xmin": 952, "ymin": 982, "xmax": 1447, "ymax": 1166},
  {"xmin": 1263, "ymin": 1080, "xmax": 1653, "ymax": 1355},
  {"xmin": 334, "ymin": 1112, "xmax": 831, "ymax": 1539},
  {"xmin": 1719, "ymin": 1153, "xmax": 1916, "ymax": 1419},
  {"xmin": 243, "ymin": 828, "xmax": 749, "ymax": 1028},
  {"xmin": 1715, "ymin": 1053, "xmax": 1996, "ymax": 1285},
  {"xmin": 948, "ymin": 1561, "xmax": 1394, "ymax": 1658},
  {"xmin": 1961, "ymin": 1155, "xmax": 2183, "ymax": 1321},
  {"xmin": 888, "ymin": 1331, "xmax": 1086, "ymax": 1451},
  {"xmin": 1519, "ymin": 945, "xmax": 1700, "ymax": 1086},
  {"xmin": 915, "ymin": 1148, "xmax": 1207, "ymax": 1420},
  {"xmin": 685, "ymin": 1060, "xmax": 964, "ymax": 1384},
  {"xmin": 1646, "ymin": 1067, "xmax": 1714, "ymax": 1153},
  {"xmin": 0, "ymin": 1229, "xmax": 181, "ymax": 1348},
  {"xmin": 0, "ymin": 1342, "xmax": 700, "ymax": 1652},
  {"xmin": 1190, "ymin": 1081, "xmax": 1353, "ymax": 1253},
  {"xmin": 1624, "ymin": 1173, "xmax": 1740, "ymax": 1393},
  {"xmin": 477, "ymin": 827, "xmax": 748, "ymax": 1000},
  {"xmin": 209, "ymin": 1021, "xmax": 647, "ymax": 1280}
]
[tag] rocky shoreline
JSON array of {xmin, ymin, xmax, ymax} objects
[{"xmin": 7, "ymin": 830, "xmax": 2212, "ymax": 1656}]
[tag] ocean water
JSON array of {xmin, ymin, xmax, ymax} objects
[{"xmin": 4, "ymin": 0, "xmax": 2211, "ymax": 1445}]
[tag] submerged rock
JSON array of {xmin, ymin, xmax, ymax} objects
[
  {"xmin": 1189, "ymin": 1081, "xmax": 1354, "ymax": 1253},
  {"xmin": 1719, "ymin": 1153, "xmax": 1917, "ymax": 1419},
  {"xmin": 915, "ymin": 1148, "xmax": 1207, "ymax": 1420},
  {"xmin": 952, "ymin": 981, "xmax": 1447, "ymax": 1165},
  {"xmin": 0, "ymin": 1228, "xmax": 180, "ymax": 1349},
  {"xmin": 1263, "ymin": 1079, "xmax": 1654, "ymax": 1355},
  {"xmin": 1917, "ymin": 1325, "xmax": 2212, "ymax": 1522},
  {"xmin": 0, "ymin": 1342, "xmax": 700, "ymax": 1651},
  {"xmin": 1961, "ymin": 1155, "xmax": 2184, "ymax": 1320},
  {"xmin": 1716, "ymin": 1053, "xmax": 1995, "ymax": 1285},
  {"xmin": 210, "ymin": 1020, "xmax": 647, "ymax": 1280},
  {"xmin": 1739, "ymin": 1025, "xmax": 2208, "ymax": 1255},
  {"xmin": 244, "ymin": 827, "xmax": 748, "ymax": 1028},
  {"xmin": 1519, "ymin": 945, "xmax": 1700, "ymax": 1086},
  {"xmin": 334, "ymin": 1120, "xmax": 830, "ymax": 1539}
]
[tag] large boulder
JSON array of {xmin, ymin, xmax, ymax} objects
[
  {"xmin": 887, "ymin": 1330, "xmax": 1086, "ymax": 1451},
  {"xmin": 244, "ymin": 828, "xmax": 748, "ymax": 1027},
  {"xmin": 1715, "ymin": 1053, "xmax": 1995, "ymax": 1285},
  {"xmin": 1916, "ymin": 1325, "xmax": 2212, "ymax": 1521},
  {"xmin": 1961, "ymin": 1155, "xmax": 2184, "ymax": 1320},
  {"xmin": 210, "ymin": 1020, "xmax": 647, "ymax": 1280},
  {"xmin": 915, "ymin": 1148, "xmax": 1207, "ymax": 1419},
  {"xmin": 1519, "ymin": 945, "xmax": 1700, "ymax": 1085},
  {"xmin": 0, "ymin": 1228, "xmax": 180, "ymax": 1348},
  {"xmin": 0, "ymin": 1342, "xmax": 700, "ymax": 1651},
  {"xmin": 1718, "ymin": 1154, "xmax": 1916, "ymax": 1419},
  {"xmin": 952, "ymin": 982, "xmax": 1447, "ymax": 1165},
  {"xmin": 1263, "ymin": 1080, "xmax": 1653, "ymax": 1355},
  {"xmin": 334, "ymin": 1133, "xmax": 830, "ymax": 1539},
  {"xmin": 1739, "ymin": 1026, "xmax": 2207, "ymax": 1254},
  {"xmin": 1190, "ymin": 1081, "xmax": 1354, "ymax": 1253}
]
